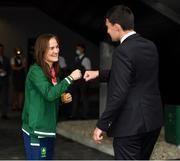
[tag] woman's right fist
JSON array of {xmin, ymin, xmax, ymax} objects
[{"xmin": 70, "ymin": 69, "xmax": 82, "ymax": 80}]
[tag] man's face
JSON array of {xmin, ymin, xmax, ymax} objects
[
  {"xmin": 76, "ymin": 46, "xmax": 84, "ymax": 55},
  {"xmin": 105, "ymin": 19, "xmax": 120, "ymax": 42}
]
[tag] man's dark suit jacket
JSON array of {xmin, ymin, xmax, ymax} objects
[{"xmin": 97, "ymin": 33, "xmax": 163, "ymax": 137}]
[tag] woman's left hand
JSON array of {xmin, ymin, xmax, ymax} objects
[{"xmin": 61, "ymin": 93, "xmax": 72, "ymax": 103}]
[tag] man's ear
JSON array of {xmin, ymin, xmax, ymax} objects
[{"xmin": 114, "ymin": 23, "xmax": 123, "ymax": 32}]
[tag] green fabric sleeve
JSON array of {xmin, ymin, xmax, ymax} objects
[{"xmin": 28, "ymin": 65, "xmax": 73, "ymax": 102}]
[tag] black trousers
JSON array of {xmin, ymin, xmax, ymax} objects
[{"xmin": 113, "ymin": 128, "xmax": 161, "ymax": 160}]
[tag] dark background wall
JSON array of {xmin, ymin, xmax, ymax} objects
[
  {"xmin": 0, "ymin": 0, "xmax": 180, "ymax": 106},
  {"xmin": 0, "ymin": 7, "xmax": 99, "ymax": 70}
]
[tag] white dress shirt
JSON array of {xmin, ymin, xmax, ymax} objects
[{"xmin": 120, "ymin": 31, "xmax": 136, "ymax": 43}]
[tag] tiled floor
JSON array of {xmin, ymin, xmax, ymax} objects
[
  {"xmin": 57, "ymin": 120, "xmax": 180, "ymax": 160},
  {"xmin": 2, "ymin": 110, "xmax": 180, "ymax": 160},
  {"xmin": 0, "ymin": 111, "xmax": 113, "ymax": 160}
]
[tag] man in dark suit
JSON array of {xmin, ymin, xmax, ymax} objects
[{"xmin": 84, "ymin": 5, "xmax": 163, "ymax": 160}]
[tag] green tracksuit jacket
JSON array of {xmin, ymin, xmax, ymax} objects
[{"xmin": 22, "ymin": 63, "xmax": 73, "ymax": 145}]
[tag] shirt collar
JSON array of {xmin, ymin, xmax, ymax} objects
[{"xmin": 120, "ymin": 31, "xmax": 136, "ymax": 43}]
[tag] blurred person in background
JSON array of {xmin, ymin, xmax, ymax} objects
[
  {"xmin": 70, "ymin": 43, "xmax": 91, "ymax": 119},
  {"xmin": 11, "ymin": 47, "xmax": 27, "ymax": 111},
  {"xmin": 0, "ymin": 43, "xmax": 11, "ymax": 119},
  {"xmin": 59, "ymin": 55, "xmax": 69, "ymax": 80}
]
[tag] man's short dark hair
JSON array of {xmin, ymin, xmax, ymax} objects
[{"xmin": 106, "ymin": 5, "xmax": 134, "ymax": 30}]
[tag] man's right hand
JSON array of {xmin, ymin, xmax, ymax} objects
[
  {"xmin": 70, "ymin": 69, "xmax": 82, "ymax": 80},
  {"xmin": 93, "ymin": 127, "xmax": 103, "ymax": 144},
  {"xmin": 83, "ymin": 70, "xmax": 99, "ymax": 81}
]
